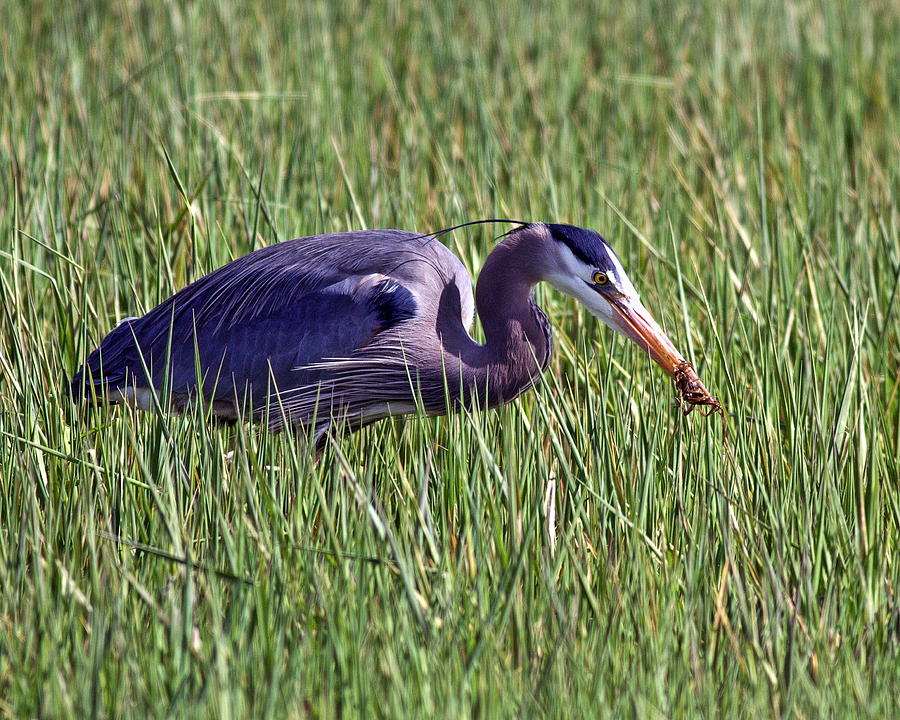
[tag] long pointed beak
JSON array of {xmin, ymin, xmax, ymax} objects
[{"xmin": 606, "ymin": 296, "xmax": 684, "ymax": 377}]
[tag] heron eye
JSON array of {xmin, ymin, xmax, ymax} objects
[{"xmin": 593, "ymin": 271, "xmax": 609, "ymax": 286}]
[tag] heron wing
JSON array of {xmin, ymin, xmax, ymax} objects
[{"xmin": 71, "ymin": 269, "xmax": 419, "ymax": 410}]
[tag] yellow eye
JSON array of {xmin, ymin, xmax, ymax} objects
[{"xmin": 593, "ymin": 271, "xmax": 609, "ymax": 285}]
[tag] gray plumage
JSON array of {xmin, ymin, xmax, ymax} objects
[{"xmin": 71, "ymin": 221, "xmax": 686, "ymax": 444}]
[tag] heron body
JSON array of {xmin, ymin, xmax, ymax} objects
[{"xmin": 71, "ymin": 222, "xmax": 699, "ymax": 442}]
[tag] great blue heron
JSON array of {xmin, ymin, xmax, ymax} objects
[{"xmin": 70, "ymin": 221, "xmax": 719, "ymax": 444}]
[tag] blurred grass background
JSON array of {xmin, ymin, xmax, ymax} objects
[{"xmin": 1, "ymin": 0, "xmax": 898, "ymax": 717}]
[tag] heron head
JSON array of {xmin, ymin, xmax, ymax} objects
[{"xmin": 539, "ymin": 223, "xmax": 685, "ymax": 377}]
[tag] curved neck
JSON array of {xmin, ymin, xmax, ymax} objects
[{"xmin": 469, "ymin": 234, "xmax": 552, "ymax": 405}]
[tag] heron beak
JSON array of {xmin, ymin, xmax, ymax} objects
[{"xmin": 606, "ymin": 296, "xmax": 684, "ymax": 377}]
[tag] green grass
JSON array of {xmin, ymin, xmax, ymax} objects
[{"xmin": 1, "ymin": 0, "xmax": 898, "ymax": 717}]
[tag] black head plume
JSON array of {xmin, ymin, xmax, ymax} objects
[{"xmin": 546, "ymin": 223, "xmax": 614, "ymax": 269}]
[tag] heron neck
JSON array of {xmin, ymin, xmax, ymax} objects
[{"xmin": 471, "ymin": 237, "xmax": 551, "ymax": 404}]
